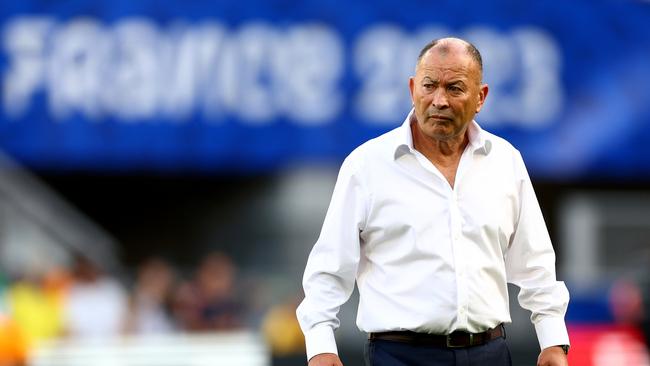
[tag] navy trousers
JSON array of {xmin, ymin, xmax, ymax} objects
[{"xmin": 364, "ymin": 337, "xmax": 512, "ymax": 366}]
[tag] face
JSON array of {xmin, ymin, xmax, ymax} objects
[{"xmin": 409, "ymin": 43, "xmax": 488, "ymax": 142}]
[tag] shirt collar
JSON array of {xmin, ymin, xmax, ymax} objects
[{"xmin": 393, "ymin": 109, "xmax": 492, "ymax": 160}]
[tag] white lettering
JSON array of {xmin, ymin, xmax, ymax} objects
[
  {"xmin": 103, "ymin": 19, "xmax": 160, "ymax": 121},
  {"xmin": 157, "ymin": 22, "xmax": 200, "ymax": 121},
  {"xmin": 1, "ymin": 18, "xmax": 563, "ymax": 129},
  {"xmin": 356, "ymin": 25, "xmax": 565, "ymax": 128},
  {"xmin": 511, "ymin": 27, "xmax": 563, "ymax": 127},
  {"xmin": 2, "ymin": 17, "xmax": 52, "ymax": 118},
  {"xmin": 353, "ymin": 24, "xmax": 413, "ymax": 124},
  {"xmin": 231, "ymin": 23, "xmax": 279, "ymax": 124},
  {"xmin": 464, "ymin": 26, "xmax": 563, "ymax": 127},
  {"xmin": 2, "ymin": 18, "xmax": 347, "ymax": 124},
  {"xmin": 353, "ymin": 24, "xmax": 453, "ymax": 125},
  {"xmin": 194, "ymin": 23, "xmax": 228, "ymax": 121},
  {"xmin": 463, "ymin": 26, "xmax": 516, "ymax": 126},
  {"xmin": 46, "ymin": 18, "xmax": 106, "ymax": 120},
  {"xmin": 274, "ymin": 24, "xmax": 343, "ymax": 125}
]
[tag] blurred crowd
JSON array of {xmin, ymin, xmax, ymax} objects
[
  {"xmin": 609, "ymin": 278, "xmax": 650, "ymax": 348},
  {"xmin": 3, "ymin": 247, "xmax": 650, "ymax": 366},
  {"xmin": 0, "ymin": 251, "xmax": 305, "ymax": 366}
]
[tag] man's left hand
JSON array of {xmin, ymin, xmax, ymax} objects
[{"xmin": 537, "ymin": 346, "xmax": 568, "ymax": 366}]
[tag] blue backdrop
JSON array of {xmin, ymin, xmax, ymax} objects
[{"xmin": 1, "ymin": 0, "xmax": 649, "ymax": 179}]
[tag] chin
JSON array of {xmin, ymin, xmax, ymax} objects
[
  {"xmin": 428, "ymin": 129, "xmax": 453, "ymax": 141},
  {"xmin": 433, "ymin": 134, "xmax": 454, "ymax": 141}
]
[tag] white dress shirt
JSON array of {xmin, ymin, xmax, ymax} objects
[{"xmin": 296, "ymin": 111, "xmax": 570, "ymax": 360}]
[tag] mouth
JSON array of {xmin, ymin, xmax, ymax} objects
[{"xmin": 428, "ymin": 115, "xmax": 453, "ymax": 122}]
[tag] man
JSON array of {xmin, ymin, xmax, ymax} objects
[{"xmin": 297, "ymin": 37, "xmax": 570, "ymax": 366}]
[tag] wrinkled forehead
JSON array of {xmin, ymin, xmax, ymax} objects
[
  {"xmin": 417, "ymin": 44, "xmax": 480, "ymax": 81},
  {"xmin": 417, "ymin": 55, "xmax": 475, "ymax": 79}
]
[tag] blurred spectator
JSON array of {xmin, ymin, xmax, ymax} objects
[
  {"xmin": 0, "ymin": 274, "xmax": 26, "ymax": 366},
  {"xmin": 261, "ymin": 295, "xmax": 305, "ymax": 364},
  {"xmin": 0, "ymin": 314, "xmax": 26, "ymax": 366},
  {"xmin": 6, "ymin": 268, "xmax": 66, "ymax": 353},
  {"xmin": 123, "ymin": 257, "xmax": 177, "ymax": 334},
  {"xmin": 609, "ymin": 278, "xmax": 650, "ymax": 355},
  {"xmin": 172, "ymin": 252, "xmax": 244, "ymax": 331},
  {"xmin": 642, "ymin": 282, "xmax": 650, "ymax": 352},
  {"xmin": 63, "ymin": 254, "xmax": 128, "ymax": 338},
  {"xmin": 609, "ymin": 278, "xmax": 645, "ymax": 326}
]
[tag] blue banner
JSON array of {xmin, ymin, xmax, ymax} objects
[{"xmin": 1, "ymin": 0, "xmax": 649, "ymax": 179}]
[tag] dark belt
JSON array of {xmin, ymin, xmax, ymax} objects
[{"xmin": 368, "ymin": 324, "xmax": 505, "ymax": 348}]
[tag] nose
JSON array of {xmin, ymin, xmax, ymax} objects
[{"xmin": 431, "ymin": 88, "xmax": 449, "ymax": 109}]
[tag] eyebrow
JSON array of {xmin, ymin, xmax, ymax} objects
[
  {"xmin": 422, "ymin": 77, "xmax": 466, "ymax": 85},
  {"xmin": 448, "ymin": 80, "xmax": 466, "ymax": 86}
]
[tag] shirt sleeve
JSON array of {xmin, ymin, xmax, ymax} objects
[
  {"xmin": 296, "ymin": 153, "xmax": 368, "ymax": 361},
  {"xmin": 505, "ymin": 152, "xmax": 570, "ymax": 351}
]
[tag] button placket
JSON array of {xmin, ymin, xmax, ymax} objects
[{"xmin": 449, "ymin": 190, "xmax": 468, "ymax": 328}]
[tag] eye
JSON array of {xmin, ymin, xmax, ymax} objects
[{"xmin": 448, "ymin": 85, "xmax": 464, "ymax": 94}]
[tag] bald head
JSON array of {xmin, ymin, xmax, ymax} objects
[{"xmin": 416, "ymin": 37, "xmax": 483, "ymax": 81}]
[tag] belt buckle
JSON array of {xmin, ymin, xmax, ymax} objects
[{"xmin": 446, "ymin": 333, "xmax": 472, "ymax": 348}]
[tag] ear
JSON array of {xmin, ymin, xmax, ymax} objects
[
  {"xmin": 409, "ymin": 77, "xmax": 416, "ymax": 104},
  {"xmin": 475, "ymin": 83, "xmax": 489, "ymax": 113}
]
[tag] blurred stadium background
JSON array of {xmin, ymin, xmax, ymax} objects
[{"xmin": 1, "ymin": 0, "xmax": 650, "ymax": 365}]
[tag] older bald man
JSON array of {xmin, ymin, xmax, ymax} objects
[{"xmin": 297, "ymin": 37, "xmax": 570, "ymax": 366}]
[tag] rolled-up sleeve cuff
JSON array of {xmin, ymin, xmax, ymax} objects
[
  {"xmin": 305, "ymin": 325, "xmax": 338, "ymax": 361},
  {"xmin": 534, "ymin": 317, "xmax": 570, "ymax": 351}
]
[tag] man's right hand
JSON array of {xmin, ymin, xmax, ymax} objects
[{"xmin": 308, "ymin": 353, "xmax": 344, "ymax": 366}]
